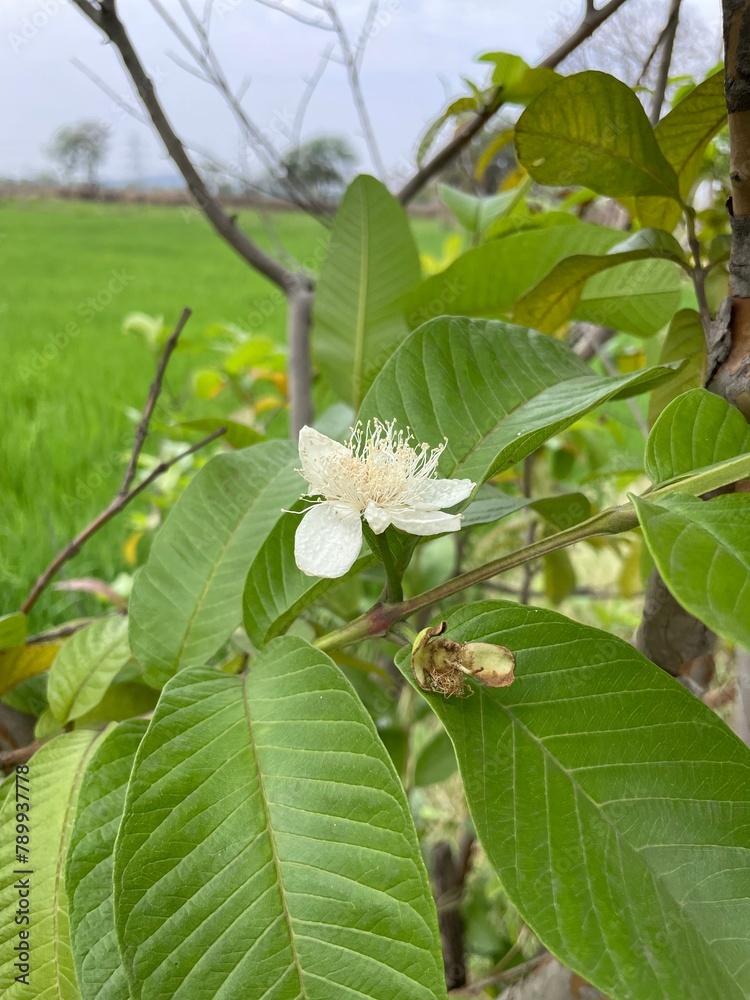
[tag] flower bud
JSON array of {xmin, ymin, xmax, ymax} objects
[{"xmin": 411, "ymin": 622, "xmax": 515, "ymax": 698}]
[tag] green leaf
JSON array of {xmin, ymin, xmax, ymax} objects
[
  {"xmin": 413, "ymin": 728, "xmax": 457, "ymax": 787},
  {"xmin": 0, "ymin": 613, "xmax": 26, "ymax": 651},
  {"xmin": 477, "ymin": 52, "xmax": 560, "ymax": 103},
  {"xmin": 513, "ymin": 229, "xmax": 684, "ymax": 334},
  {"xmin": 47, "ymin": 617, "xmax": 131, "ymax": 724},
  {"xmin": 359, "ymin": 316, "xmax": 680, "ymax": 484},
  {"xmin": 0, "ymin": 642, "xmax": 60, "ymax": 698},
  {"xmin": 178, "ymin": 418, "xmax": 263, "ymax": 449},
  {"xmin": 646, "ymin": 388, "xmax": 750, "ymax": 485},
  {"xmin": 0, "ymin": 730, "xmax": 105, "ymax": 999},
  {"xmin": 638, "ymin": 69, "xmax": 726, "ymax": 230},
  {"xmin": 67, "ymin": 720, "xmax": 147, "ymax": 1000},
  {"xmin": 113, "ymin": 638, "xmax": 447, "ymax": 999},
  {"xmin": 244, "ymin": 489, "xmax": 588, "ymax": 646},
  {"xmin": 634, "ymin": 493, "xmax": 750, "ymax": 649},
  {"xmin": 395, "ymin": 601, "xmax": 750, "ymax": 1000},
  {"xmin": 242, "ymin": 503, "xmax": 374, "ymax": 647},
  {"xmin": 129, "ymin": 441, "xmax": 301, "ymax": 688},
  {"xmin": 438, "ymin": 182, "xmax": 527, "ymax": 237},
  {"xmin": 406, "ymin": 222, "xmax": 681, "ymax": 335},
  {"xmin": 515, "ymin": 71, "xmax": 680, "ymax": 199},
  {"xmin": 543, "ymin": 548, "xmax": 576, "ymax": 604},
  {"xmin": 648, "ymin": 310, "xmax": 707, "ymax": 424},
  {"xmin": 407, "ymin": 222, "xmax": 611, "ymax": 326},
  {"xmin": 314, "ymin": 175, "xmax": 421, "ymax": 407}
]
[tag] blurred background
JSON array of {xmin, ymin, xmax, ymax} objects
[{"xmin": 0, "ymin": 0, "xmax": 723, "ymax": 626}]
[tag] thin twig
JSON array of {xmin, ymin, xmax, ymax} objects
[
  {"xmin": 21, "ymin": 429, "xmax": 226, "ymax": 615},
  {"xmin": 685, "ymin": 208, "xmax": 712, "ymax": 336},
  {"xmin": 594, "ymin": 342, "xmax": 649, "ymax": 438},
  {"xmin": 71, "ymin": 56, "xmax": 148, "ymax": 123},
  {"xmin": 291, "ymin": 43, "xmax": 336, "ymax": 150},
  {"xmin": 649, "ymin": 0, "xmax": 682, "ymax": 124},
  {"xmin": 70, "ymin": 0, "xmax": 295, "ymax": 291},
  {"xmin": 1, "ymin": 743, "xmax": 42, "ymax": 775},
  {"xmin": 519, "ymin": 455, "xmax": 537, "ymax": 605},
  {"xmin": 255, "ymin": 0, "xmax": 333, "ymax": 29},
  {"xmin": 321, "ymin": 0, "xmax": 386, "ymax": 178},
  {"xmin": 26, "ymin": 617, "xmax": 111, "ymax": 645},
  {"xmin": 120, "ymin": 307, "xmax": 191, "ymax": 497},
  {"xmin": 448, "ymin": 953, "xmax": 547, "ymax": 996},
  {"xmin": 398, "ymin": 0, "xmax": 632, "ymax": 205}
]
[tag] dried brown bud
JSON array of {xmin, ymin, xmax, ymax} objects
[{"xmin": 411, "ymin": 622, "xmax": 515, "ymax": 698}]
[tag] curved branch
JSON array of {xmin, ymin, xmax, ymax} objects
[
  {"xmin": 398, "ymin": 0, "xmax": 632, "ymax": 205},
  {"xmin": 70, "ymin": 0, "xmax": 296, "ymax": 291}
]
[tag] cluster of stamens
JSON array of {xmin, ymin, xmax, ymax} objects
[{"xmin": 304, "ymin": 419, "xmax": 446, "ymax": 511}]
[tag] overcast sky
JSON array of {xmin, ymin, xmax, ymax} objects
[{"xmin": 0, "ymin": 0, "xmax": 723, "ymax": 184}]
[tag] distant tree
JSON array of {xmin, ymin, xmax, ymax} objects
[
  {"xmin": 47, "ymin": 121, "xmax": 111, "ymax": 188},
  {"xmin": 280, "ymin": 136, "xmax": 356, "ymax": 202}
]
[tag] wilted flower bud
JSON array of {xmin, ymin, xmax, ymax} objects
[{"xmin": 411, "ymin": 622, "xmax": 515, "ymax": 698}]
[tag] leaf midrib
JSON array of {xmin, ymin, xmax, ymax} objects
[
  {"xmin": 169, "ymin": 455, "xmax": 295, "ymax": 671},
  {"xmin": 240, "ymin": 677, "xmax": 309, "ymax": 999},
  {"xmin": 352, "ymin": 186, "xmax": 370, "ymax": 409},
  {"xmin": 519, "ymin": 124, "xmax": 679, "ymax": 199},
  {"xmin": 492, "ymin": 694, "xmax": 745, "ymax": 998}
]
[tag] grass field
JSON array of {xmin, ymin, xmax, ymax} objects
[{"xmin": 0, "ymin": 198, "xmax": 450, "ymax": 627}]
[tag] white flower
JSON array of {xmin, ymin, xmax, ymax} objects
[{"xmin": 294, "ymin": 420, "xmax": 475, "ymax": 579}]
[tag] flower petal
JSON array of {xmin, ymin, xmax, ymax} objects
[
  {"xmin": 298, "ymin": 425, "xmax": 349, "ymax": 494},
  {"xmin": 294, "ymin": 502, "xmax": 363, "ymax": 578},
  {"xmin": 364, "ymin": 501, "xmax": 391, "ymax": 535},
  {"xmin": 389, "ymin": 509, "xmax": 463, "ymax": 536},
  {"xmin": 415, "ymin": 478, "xmax": 475, "ymax": 510}
]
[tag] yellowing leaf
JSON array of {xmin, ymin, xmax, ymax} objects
[
  {"xmin": 123, "ymin": 531, "xmax": 143, "ymax": 567},
  {"xmin": 0, "ymin": 642, "xmax": 61, "ymax": 697}
]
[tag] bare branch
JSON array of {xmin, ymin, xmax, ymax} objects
[
  {"xmin": 397, "ymin": 87, "xmax": 504, "ymax": 205},
  {"xmin": 119, "ymin": 307, "xmax": 191, "ymax": 497},
  {"xmin": 70, "ymin": 0, "xmax": 296, "ymax": 291},
  {"xmin": 354, "ymin": 0, "xmax": 379, "ymax": 71},
  {"xmin": 20, "ymin": 307, "xmax": 226, "ymax": 614},
  {"xmin": 540, "ymin": 0, "xmax": 631, "ymax": 68},
  {"xmin": 291, "ymin": 42, "xmax": 335, "ymax": 149},
  {"xmin": 321, "ymin": 0, "xmax": 386, "ymax": 177},
  {"xmin": 21, "ymin": 427, "xmax": 226, "ymax": 615},
  {"xmin": 287, "ymin": 280, "xmax": 315, "ymax": 435},
  {"xmin": 149, "ymin": 0, "xmax": 329, "ymax": 216},
  {"xmin": 71, "ymin": 56, "xmax": 148, "ymax": 124},
  {"xmin": 649, "ymin": 0, "xmax": 682, "ymax": 125},
  {"xmin": 255, "ymin": 0, "xmax": 334, "ymax": 29},
  {"xmin": 398, "ymin": 0, "xmax": 631, "ymax": 205}
]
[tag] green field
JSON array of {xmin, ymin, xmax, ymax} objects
[{"xmin": 0, "ymin": 198, "xmax": 450, "ymax": 627}]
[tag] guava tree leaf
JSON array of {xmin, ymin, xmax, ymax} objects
[
  {"xmin": 515, "ymin": 71, "xmax": 680, "ymax": 199},
  {"xmin": 359, "ymin": 316, "xmax": 680, "ymax": 484},
  {"xmin": 513, "ymin": 228, "xmax": 684, "ymax": 334},
  {"xmin": 0, "ymin": 642, "xmax": 60, "ymax": 698},
  {"xmin": 48, "ymin": 617, "xmax": 131, "ymax": 724},
  {"xmin": 634, "ymin": 493, "xmax": 750, "ymax": 649},
  {"xmin": 113, "ymin": 638, "xmax": 447, "ymax": 999},
  {"xmin": 129, "ymin": 441, "xmax": 301, "ymax": 687},
  {"xmin": 406, "ymin": 222, "xmax": 680, "ymax": 335},
  {"xmin": 0, "ymin": 730, "xmax": 105, "ymax": 999},
  {"xmin": 314, "ymin": 175, "xmax": 421, "ymax": 408},
  {"xmin": 66, "ymin": 720, "xmax": 147, "ymax": 1000},
  {"xmin": 395, "ymin": 601, "xmax": 750, "ymax": 1000},
  {"xmin": 0, "ymin": 613, "xmax": 26, "ymax": 651},
  {"xmin": 638, "ymin": 69, "xmax": 726, "ymax": 230},
  {"xmin": 648, "ymin": 310, "xmax": 707, "ymax": 424},
  {"xmin": 645, "ymin": 388, "xmax": 750, "ymax": 485}
]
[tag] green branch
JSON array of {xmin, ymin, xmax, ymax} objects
[{"xmin": 314, "ymin": 503, "xmax": 637, "ymax": 653}]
